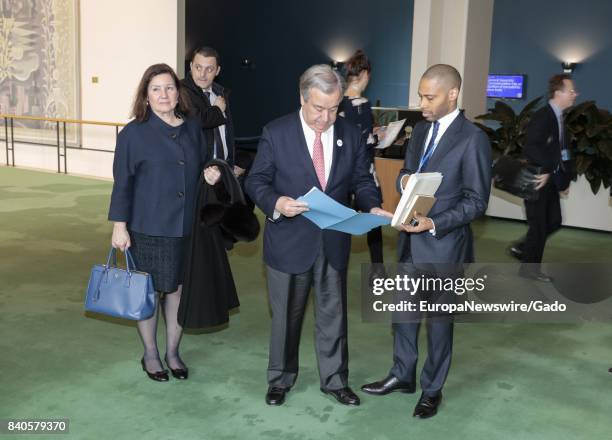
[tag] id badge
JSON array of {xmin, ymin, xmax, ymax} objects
[{"xmin": 561, "ymin": 148, "xmax": 571, "ymax": 161}]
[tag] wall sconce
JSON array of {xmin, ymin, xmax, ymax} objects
[
  {"xmin": 330, "ymin": 60, "xmax": 344, "ymax": 71},
  {"xmin": 561, "ymin": 62, "xmax": 577, "ymax": 73},
  {"xmin": 240, "ymin": 58, "xmax": 255, "ymax": 70}
]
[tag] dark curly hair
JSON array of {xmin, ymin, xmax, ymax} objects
[{"xmin": 343, "ymin": 49, "xmax": 372, "ymax": 80}]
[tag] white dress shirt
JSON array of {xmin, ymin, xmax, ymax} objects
[
  {"xmin": 401, "ymin": 107, "xmax": 460, "ymax": 192},
  {"xmin": 401, "ymin": 108, "xmax": 461, "ymax": 235},
  {"xmin": 420, "ymin": 108, "xmax": 461, "ymax": 163},
  {"xmin": 202, "ymin": 87, "xmax": 229, "ymax": 160},
  {"xmin": 272, "ymin": 110, "xmax": 336, "ymax": 220},
  {"xmin": 549, "ymin": 99, "xmax": 564, "ymax": 144}
]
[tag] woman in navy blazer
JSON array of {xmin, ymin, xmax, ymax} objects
[{"xmin": 108, "ymin": 63, "xmax": 220, "ymax": 381}]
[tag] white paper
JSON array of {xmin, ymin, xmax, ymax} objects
[
  {"xmin": 375, "ymin": 119, "xmax": 407, "ymax": 149},
  {"xmin": 391, "ymin": 172, "xmax": 443, "ymax": 227}
]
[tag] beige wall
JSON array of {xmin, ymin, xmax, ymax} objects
[
  {"xmin": 80, "ymin": 0, "xmax": 179, "ymax": 123},
  {"xmin": 80, "ymin": 0, "xmax": 179, "ymax": 157},
  {"xmin": 1, "ymin": 0, "xmax": 181, "ymax": 178}
]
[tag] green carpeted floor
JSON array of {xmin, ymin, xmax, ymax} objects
[{"xmin": 1, "ymin": 166, "xmax": 611, "ymax": 440}]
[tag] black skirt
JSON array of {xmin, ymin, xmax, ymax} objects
[{"xmin": 129, "ymin": 231, "xmax": 186, "ymax": 293}]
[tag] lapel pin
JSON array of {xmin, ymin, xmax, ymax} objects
[{"xmin": 337, "ymin": 139, "xmax": 343, "ymax": 147}]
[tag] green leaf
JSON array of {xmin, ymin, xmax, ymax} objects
[
  {"xmin": 566, "ymin": 101, "xmax": 595, "ymax": 123},
  {"xmin": 586, "ymin": 124, "xmax": 607, "ymax": 137},
  {"xmin": 597, "ymin": 139, "xmax": 612, "ymax": 160},
  {"xmin": 588, "ymin": 175, "xmax": 602, "ymax": 195},
  {"xmin": 577, "ymin": 136, "xmax": 590, "ymax": 151},
  {"xmin": 473, "ymin": 122, "xmax": 494, "ymax": 135},
  {"xmin": 492, "ymin": 101, "xmax": 517, "ymax": 124},
  {"xmin": 576, "ymin": 156, "xmax": 592, "ymax": 174},
  {"xmin": 518, "ymin": 96, "xmax": 543, "ymax": 119}
]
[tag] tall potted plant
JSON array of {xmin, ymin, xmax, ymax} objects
[
  {"xmin": 565, "ymin": 101, "xmax": 612, "ymax": 194},
  {"xmin": 476, "ymin": 99, "xmax": 612, "ymax": 195},
  {"xmin": 474, "ymin": 97, "xmax": 542, "ymax": 157}
]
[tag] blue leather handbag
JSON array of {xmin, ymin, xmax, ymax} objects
[{"xmin": 85, "ymin": 248, "xmax": 155, "ymax": 320}]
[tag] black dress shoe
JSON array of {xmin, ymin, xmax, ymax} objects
[
  {"xmin": 321, "ymin": 387, "xmax": 361, "ymax": 406},
  {"xmin": 265, "ymin": 386, "xmax": 289, "ymax": 406},
  {"xmin": 140, "ymin": 358, "xmax": 169, "ymax": 382},
  {"xmin": 361, "ymin": 375, "xmax": 416, "ymax": 395},
  {"xmin": 506, "ymin": 244, "xmax": 523, "ymax": 261},
  {"xmin": 164, "ymin": 355, "xmax": 188, "ymax": 380},
  {"xmin": 519, "ymin": 266, "xmax": 553, "ymax": 282},
  {"xmin": 413, "ymin": 392, "xmax": 442, "ymax": 419},
  {"xmin": 368, "ymin": 265, "xmax": 388, "ymax": 287}
]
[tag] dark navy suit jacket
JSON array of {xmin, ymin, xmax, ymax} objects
[
  {"xmin": 246, "ymin": 112, "xmax": 380, "ymax": 274},
  {"xmin": 523, "ymin": 104, "xmax": 563, "ymax": 174},
  {"xmin": 182, "ymin": 75, "xmax": 235, "ymax": 166},
  {"xmin": 108, "ymin": 112, "xmax": 208, "ymax": 237},
  {"xmin": 396, "ymin": 113, "xmax": 492, "ymax": 266}
]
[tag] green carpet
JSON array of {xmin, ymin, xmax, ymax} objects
[{"xmin": 1, "ymin": 166, "xmax": 611, "ymax": 440}]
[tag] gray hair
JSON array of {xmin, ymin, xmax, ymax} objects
[{"xmin": 299, "ymin": 64, "xmax": 345, "ymax": 101}]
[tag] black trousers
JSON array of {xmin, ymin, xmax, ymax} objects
[
  {"xmin": 390, "ymin": 265, "xmax": 455, "ymax": 397},
  {"xmin": 522, "ymin": 183, "xmax": 562, "ymax": 265},
  {"xmin": 367, "ymin": 226, "xmax": 384, "ymax": 264},
  {"xmin": 265, "ymin": 248, "xmax": 348, "ymax": 390},
  {"xmin": 390, "ymin": 318, "xmax": 454, "ymax": 396}
]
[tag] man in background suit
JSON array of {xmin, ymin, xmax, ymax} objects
[
  {"xmin": 182, "ymin": 46, "xmax": 246, "ymax": 176},
  {"xmin": 361, "ymin": 64, "xmax": 491, "ymax": 418},
  {"xmin": 508, "ymin": 74, "xmax": 578, "ymax": 281},
  {"xmin": 246, "ymin": 64, "xmax": 391, "ymax": 407}
]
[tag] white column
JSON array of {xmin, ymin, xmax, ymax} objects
[{"xmin": 409, "ymin": 0, "xmax": 494, "ymax": 120}]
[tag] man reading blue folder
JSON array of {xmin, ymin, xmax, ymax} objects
[
  {"xmin": 246, "ymin": 64, "xmax": 392, "ymax": 407},
  {"xmin": 297, "ymin": 187, "xmax": 391, "ymax": 235}
]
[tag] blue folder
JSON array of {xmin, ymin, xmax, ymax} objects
[{"xmin": 297, "ymin": 187, "xmax": 390, "ymax": 235}]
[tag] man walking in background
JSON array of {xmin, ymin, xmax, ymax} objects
[{"xmin": 508, "ymin": 74, "xmax": 578, "ymax": 282}]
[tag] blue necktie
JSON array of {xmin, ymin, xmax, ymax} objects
[{"xmin": 417, "ymin": 121, "xmax": 440, "ymax": 172}]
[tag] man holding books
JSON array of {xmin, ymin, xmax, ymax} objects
[{"xmin": 361, "ymin": 64, "xmax": 492, "ymax": 418}]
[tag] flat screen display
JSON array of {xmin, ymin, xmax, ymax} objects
[{"xmin": 487, "ymin": 74, "xmax": 525, "ymax": 99}]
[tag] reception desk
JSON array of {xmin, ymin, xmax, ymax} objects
[
  {"xmin": 374, "ymin": 157, "xmax": 404, "ymax": 212},
  {"xmin": 370, "ymin": 107, "xmax": 422, "ymax": 212}
]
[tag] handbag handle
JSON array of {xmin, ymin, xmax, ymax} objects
[
  {"xmin": 124, "ymin": 248, "xmax": 136, "ymax": 273},
  {"xmin": 105, "ymin": 248, "xmax": 117, "ymax": 268},
  {"xmin": 105, "ymin": 247, "xmax": 137, "ymax": 275}
]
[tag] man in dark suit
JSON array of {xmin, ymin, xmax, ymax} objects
[
  {"xmin": 182, "ymin": 46, "xmax": 246, "ymax": 176},
  {"xmin": 246, "ymin": 64, "xmax": 391, "ymax": 406},
  {"xmin": 508, "ymin": 74, "xmax": 577, "ymax": 281},
  {"xmin": 361, "ymin": 64, "xmax": 491, "ymax": 418}
]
